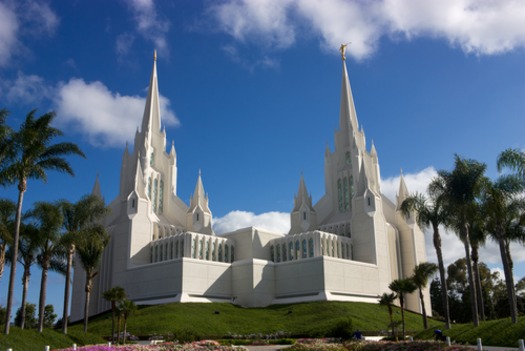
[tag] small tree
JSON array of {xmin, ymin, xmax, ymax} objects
[
  {"xmin": 389, "ymin": 278, "xmax": 416, "ymax": 340},
  {"xmin": 44, "ymin": 304, "xmax": 57, "ymax": 328},
  {"xmin": 379, "ymin": 292, "xmax": 397, "ymax": 340},
  {"xmin": 103, "ymin": 286, "xmax": 126, "ymax": 342},
  {"xmin": 119, "ymin": 299, "xmax": 136, "ymax": 344},
  {"xmin": 15, "ymin": 303, "xmax": 37, "ymax": 329},
  {"xmin": 412, "ymin": 262, "xmax": 438, "ymax": 329}
]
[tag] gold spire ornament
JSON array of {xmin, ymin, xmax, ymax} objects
[
  {"xmin": 154, "ymin": 50, "xmax": 157, "ymax": 61},
  {"xmin": 339, "ymin": 42, "xmax": 351, "ymax": 61}
]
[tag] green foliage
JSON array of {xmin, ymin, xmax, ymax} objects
[
  {"xmin": 0, "ymin": 327, "xmax": 104, "ymax": 351},
  {"xmin": 44, "ymin": 304, "xmax": 57, "ymax": 328},
  {"xmin": 15, "ymin": 303, "xmax": 37, "ymax": 329},
  {"xmin": 173, "ymin": 328, "xmax": 202, "ymax": 343}
]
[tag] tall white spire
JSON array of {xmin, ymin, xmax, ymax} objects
[
  {"xmin": 140, "ymin": 50, "xmax": 162, "ymax": 140},
  {"xmin": 339, "ymin": 49, "xmax": 359, "ymax": 136}
]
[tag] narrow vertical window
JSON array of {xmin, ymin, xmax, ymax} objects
[
  {"xmin": 343, "ymin": 177, "xmax": 349, "ymax": 210},
  {"xmin": 159, "ymin": 180, "xmax": 164, "ymax": 213},
  {"xmin": 289, "ymin": 242, "xmax": 294, "ymax": 260},
  {"xmin": 349, "ymin": 176, "xmax": 355, "ymax": 198},
  {"xmin": 302, "ymin": 239, "xmax": 307, "ymax": 258},
  {"xmin": 308, "ymin": 237, "xmax": 314, "ymax": 257},
  {"xmin": 367, "ymin": 197, "xmax": 371, "ymax": 206},
  {"xmin": 271, "ymin": 245, "xmax": 275, "ymax": 262},
  {"xmin": 231, "ymin": 246, "xmax": 235, "ymax": 262},
  {"xmin": 225, "ymin": 245, "xmax": 230, "ymax": 263},
  {"xmin": 303, "ymin": 211, "xmax": 307, "ymax": 220},
  {"xmin": 218, "ymin": 244, "xmax": 223, "ymax": 261},
  {"xmin": 276, "ymin": 244, "xmax": 281, "ymax": 262},
  {"xmin": 153, "ymin": 178, "xmax": 158, "ymax": 212},
  {"xmin": 337, "ymin": 179, "xmax": 343, "ymax": 212},
  {"xmin": 282, "ymin": 243, "xmax": 287, "ymax": 262},
  {"xmin": 150, "ymin": 151, "xmax": 155, "ymax": 166},
  {"xmin": 295, "ymin": 241, "xmax": 300, "ymax": 259}
]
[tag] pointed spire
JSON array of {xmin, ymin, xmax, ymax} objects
[
  {"xmin": 293, "ymin": 174, "xmax": 313, "ymax": 211},
  {"xmin": 370, "ymin": 141, "xmax": 377, "ymax": 158},
  {"xmin": 397, "ymin": 171, "xmax": 410, "ymax": 208},
  {"xmin": 189, "ymin": 170, "xmax": 210, "ymax": 211},
  {"xmin": 92, "ymin": 174, "xmax": 102, "ymax": 199},
  {"xmin": 140, "ymin": 51, "xmax": 162, "ymax": 137},
  {"xmin": 339, "ymin": 49, "xmax": 359, "ymax": 135},
  {"xmin": 170, "ymin": 140, "xmax": 176, "ymax": 157}
]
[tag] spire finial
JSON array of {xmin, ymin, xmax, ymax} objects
[
  {"xmin": 198, "ymin": 168, "xmax": 202, "ymax": 177},
  {"xmin": 339, "ymin": 42, "xmax": 351, "ymax": 61},
  {"xmin": 154, "ymin": 49, "xmax": 157, "ymax": 61}
]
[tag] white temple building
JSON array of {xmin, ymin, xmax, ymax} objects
[{"xmin": 70, "ymin": 51, "xmax": 430, "ymax": 321}]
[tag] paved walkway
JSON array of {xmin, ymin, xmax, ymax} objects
[{"xmin": 242, "ymin": 346, "xmax": 292, "ymax": 351}]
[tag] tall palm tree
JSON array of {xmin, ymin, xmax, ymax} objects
[
  {"xmin": 76, "ymin": 227, "xmax": 109, "ymax": 333},
  {"xmin": 0, "ymin": 198, "xmax": 15, "ymax": 280},
  {"xmin": 389, "ymin": 278, "xmax": 416, "ymax": 340},
  {"xmin": 379, "ymin": 292, "xmax": 397, "ymax": 340},
  {"xmin": 14, "ymin": 222, "xmax": 40, "ymax": 329},
  {"xmin": 0, "ymin": 110, "xmax": 84, "ymax": 334},
  {"xmin": 412, "ymin": 262, "xmax": 438, "ymax": 329},
  {"xmin": 497, "ymin": 148, "xmax": 525, "ymax": 179},
  {"xmin": 103, "ymin": 286, "xmax": 126, "ymax": 342},
  {"xmin": 60, "ymin": 194, "xmax": 108, "ymax": 334},
  {"xmin": 436, "ymin": 155, "xmax": 486, "ymax": 327},
  {"xmin": 481, "ymin": 174, "xmax": 525, "ymax": 323},
  {"xmin": 469, "ymin": 214, "xmax": 487, "ymax": 321},
  {"xmin": 400, "ymin": 191, "xmax": 451, "ymax": 328},
  {"xmin": 26, "ymin": 201, "xmax": 66, "ymax": 332}
]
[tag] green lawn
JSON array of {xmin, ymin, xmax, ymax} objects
[{"xmin": 0, "ymin": 301, "xmax": 442, "ymax": 350}]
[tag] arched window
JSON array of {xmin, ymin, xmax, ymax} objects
[
  {"xmin": 302, "ymin": 239, "xmax": 307, "ymax": 258},
  {"xmin": 225, "ymin": 245, "xmax": 230, "ymax": 263},
  {"xmin": 349, "ymin": 175, "xmax": 355, "ymax": 198},
  {"xmin": 218, "ymin": 244, "xmax": 223, "ymax": 262},
  {"xmin": 148, "ymin": 177, "xmax": 152, "ymax": 200},
  {"xmin": 345, "ymin": 151, "xmax": 352, "ymax": 165},
  {"xmin": 303, "ymin": 211, "xmax": 307, "ymax": 220},
  {"xmin": 153, "ymin": 178, "xmax": 158, "ymax": 213},
  {"xmin": 159, "ymin": 180, "xmax": 164, "ymax": 213},
  {"xmin": 276, "ymin": 244, "xmax": 281, "ymax": 262},
  {"xmin": 295, "ymin": 240, "xmax": 300, "ymax": 259},
  {"xmin": 289, "ymin": 242, "xmax": 294, "ymax": 260},
  {"xmin": 282, "ymin": 243, "xmax": 287, "ymax": 262},
  {"xmin": 205, "ymin": 240, "xmax": 210, "ymax": 260},
  {"xmin": 270, "ymin": 245, "xmax": 275, "ymax": 262},
  {"xmin": 192, "ymin": 237, "xmax": 197, "ymax": 258},
  {"xmin": 308, "ymin": 237, "xmax": 314, "ymax": 257},
  {"xmin": 150, "ymin": 151, "xmax": 155, "ymax": 166},
  {"xmin": 212, "ymin": 241, "xmax": 217, "ymax": 261},
  {"xmin": 198, "ymin": 238, "xmax": 203, "ymax": 259}
]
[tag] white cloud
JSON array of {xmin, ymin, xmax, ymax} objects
[
  {"xmin": 54, "ymin": 78, "xmax": 179, "ymax": 147},
  {"xmin": 0, "ymin": 2, "xmax": 19, "ymax": 67},
  {"xmin": 6, "ymin": 71, "xmax": 51, "ymax": 105},
  {"xmin": 213, "ymin": 210, "xmax": 290, "ymax": 235},
  {"xmin": 124, "ymin": 0, "xmax": 170, "ymax": 54},
  {"xmin": 381, "ymin": 166, "xmax": 437, "ymax": 204},
  {"xmin": 0, "ymin": 1, "xmax": 59, "ymax": 68},
  {"xmin": 209, "ymin": 0, "xmax": 525, "ymax": 60}
]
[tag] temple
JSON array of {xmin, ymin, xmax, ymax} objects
[{"xmin": 70, "ymin": 51, "xmax": 430, "ymax": 321}]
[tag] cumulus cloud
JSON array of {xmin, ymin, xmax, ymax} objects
[
  {"xmin": 0, "ymin": 1, "xmax": 59, "ymax": 67},
  {"xmin": 54, "ymin": 78, "xmax": 179, "ymax": 147},
  {"xmin": 124, "ymin": 0, "xmax": 170, "ymax": 54},
  {"xmin": 6, "ymin": 71, "xmax": 52, "ymax": 105},
  {"xmin": 213, "ymin": 210, "xmax": 290, "ymax": 235},
  {"xmin": 209, "ymin": 0, "xmax": 525, "ymax": 60},
  {"xmin": 0, "ymin": 2, "xmax": 19, "ymax": 66}
]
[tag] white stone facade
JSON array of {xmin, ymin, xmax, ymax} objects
[{"xmin": 70, "ymin": 53, "xmax": 431, "ymax": 322}]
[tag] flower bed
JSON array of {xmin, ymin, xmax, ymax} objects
[{"xmin": 55, "ymin": 340, "xmax": 248, "ymax": 351}]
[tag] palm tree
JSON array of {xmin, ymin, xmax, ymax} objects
[
  {"xmin": 14, "ymin": 222, "xmax": 40, "ymax": 329},
  {"xmin": 379, "ymin": 292, "xmax": 397, "ymax": 340},
  {"xmin": 76, "ymin": 227, "xmax": 109, "ymax": 333},
  {"xmin": 118, "ymin": 299, "xmax": 136, "ymax": 344},
  {"xmin": 103, "ymin": 286, "xmax": 126, "ymax": 343},
  {"xmin": 389, "ymin": 278, "xmax": 416, "ymax": 340},
  {"xmin": 497, "ymin": 148, "xmax": 525, "ymax": 179},
  {"xmin": 0, "ymin": 110, "xmax": 85, "ymax": 334},
  {"xmin": 0, "ymin": 198, "xmax": 15, "ymax": 280},
  {"xmin": 0, "ymin": 109, "xmax": 12, "ymax": 169},
  {"xmin": 26, "ymin": 201, "xmax": 66, "ymax": 332},
  {"xmin": 400, "ymin": 191, "xmax": 452, "ymax": 328},
  {"xmin": 412, "ymin": 262, "xmax": 438, "ymax": 329},
  {"xmin": 469, "ymin": 214, "xmax": 487, "ymax": 321},
  {"xmin": 60, "ymin": 194, "xmax": 108, "ymax": 334},
  {"xmin": 481, "ymin": 174, "xmax": 525, "ymax": 323},
  {"xmin": 436, "ymin": 155, "xmax": 486, "ymax": 327}
]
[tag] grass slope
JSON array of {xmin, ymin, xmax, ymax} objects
[
  {"xmin": 0, "ymin": 328, "xmax": 104, "ymax": 351},
  {"xmin": 70, "ymin": 301, "xmax": 440, "ymax": 338},
  {"xmin": 416, "ymin": 317, "xmax": 525, "ymax": 348}
]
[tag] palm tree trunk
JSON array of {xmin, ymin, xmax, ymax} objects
[
  {"xmin": 4, "ymin": 185, "xmax": 25, "ymax": 335},
  {"xmin": 433, "ymin": 223, "xmax": 451, "ymax": 329},
  {"xmin": 400, "ymin": 296, "xmax": 406, "ymax": 340},
  {"xmin": 0, "ymin": 243, "xmax": 6, "ymax": 279},
  {"xmin": 419, "ymin": 287, "xmax": 428, "ymax": 329},
  {"xmin": 62, "ymin": 247, "xmax": 74, "ymax": 334},
  {"xmin": 462, "ymin": 226, "xmax": 479, "ymax": 326},
  {"xmin": 84, "ymin": 273, "xmax": 92, "ymax": 333},
  {"xmin": 38, "ymin": 262, "xmax": 49, "ymax": 332},
  {"xmin": 499, "ymin": 237, "xmax": 518, "ymax": 323},
  {"xmin": 20, "ymin": 264, "xmax": 30, "ymax": 329},
  {"xmin": 388, "ymin": 307, "xmax": 396, "ymax": 340},
  {"xmin": 471, "ymin": 244, "xmax": 486, "ymax": 321}
]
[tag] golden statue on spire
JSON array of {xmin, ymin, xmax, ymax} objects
[
  {"xmin": 339, "ymin": 42, "xmax": 351, "ymax": 61},
  {"xmin": 154, "ymin": 49, "xmax": 157, "ymax": 61}
]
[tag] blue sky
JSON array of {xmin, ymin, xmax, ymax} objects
[{"xmin": 1, "ymin": 0, "xmax": 524, "ymax": 321}]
